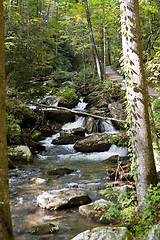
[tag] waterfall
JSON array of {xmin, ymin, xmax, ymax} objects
[{"xmin": 92, "ymin": 119, "xmax": 117, "ymax": 133}]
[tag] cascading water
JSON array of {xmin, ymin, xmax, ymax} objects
[{"xmin": 9, "ymin": 97, "xmax": 128, "ymax": 240}]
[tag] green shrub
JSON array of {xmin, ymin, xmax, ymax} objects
[{"xmin": 98, "ymin": 182, "xmax": 160, "ymax": 238}]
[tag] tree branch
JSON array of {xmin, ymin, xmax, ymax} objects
[{"xmin": 32, "ymin": 103, "xmax": 126, "ymax": 124}]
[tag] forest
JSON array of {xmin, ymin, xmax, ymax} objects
[{"xmin": 0, "ymin": 0, "xmax": 160, "ymax": 239}]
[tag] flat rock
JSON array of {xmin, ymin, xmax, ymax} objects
[
  {"xmin": 71, "ymin": 226, "xmax": 133, "ymax": 240},
  {"xmin": 37, "ymin": 189, "xmax": 91, "ymax": 210}
]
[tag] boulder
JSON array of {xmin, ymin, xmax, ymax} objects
[
  {"xmin": 37, "ymin": 189, "xmax": 91, "ymax": 210},
  {"xmin": 143, "ymin": 222, "xmax": 160, "ymax": 240},
  {"xmin": 71, "ymin": 226, "xmax": 133, "ymax": 240},
  {"xmin": 108, "ymin": 102, "xmax": 126, "ymax": 121},
  {"xmin": 74, "ymin": 133, "xmax": 112, "ymax": 153},
  {"xmin": 7, "ymin": 145, "xmax": 33, "ymax": 162},
  {"xmin": 44, "ymin": 109, "xmax": 75, "ymax": 124},
  {"xmin": 46, "ymin": 167, "xmax": 74, "ymax": 176},
  {"xmin": 52, "ymin": 128, "xmax": 85, "ymax": 145},
  {"xmin": 79, "ymin": 199, "xmax": 119, "ymax": 224}
]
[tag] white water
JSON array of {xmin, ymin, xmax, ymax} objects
[
  {"xmin": 73, "ymin": 97, "xmax": 88, "ymax": 110},
  {"xmin": 62, "ymin": 116, "xmax": 85, "ymax": 130}
]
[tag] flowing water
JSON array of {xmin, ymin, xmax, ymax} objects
[{"xmin": 9, "ymin": 97, "xmax": 128, "ymax": 239}]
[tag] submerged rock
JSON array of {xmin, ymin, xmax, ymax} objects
[
  {"xmin": 71, "ymin": 226, "xmax": 133, "ymax": 240},
  {"xmin": 8, "ymin": 145, "xmax": 33, "ymax": 162},
  {"xmin": 74, "ymin": 133, "xmax": 112, "ymax": 152},
  {"xmin": 31, "ymin": 223, "xmax": 59, "ymax": 235},
  {"xmin": 37, "ymin": 189, "xmax": 91, "ymax": 210},
  {"xmin": 46, "ymin": 167, "xmax": 74, "ymax": 176}
]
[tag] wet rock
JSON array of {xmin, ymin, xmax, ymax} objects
[
  {"xmin": 46, "ymin": 167, "xmax": 74, "ymax": 176},
  {"xmin": 58, "ymin": 99, "xmax": 79, "ymax": 109},
  {"xmin": 31, "ymin": 177, "xmax": 46, "ymax": 185},
  {"xmin": 37, "ymin": 189, "xmax": 91, "ymax": 210},
  {"xmin": 8, "ymin": 145, "xmax": 33, "ymax": 162},
  {"xmin": 102, "ymin": 155, "xmax": 129, "ymax": 164},
  {"xmin": 79, "ymin": 199, "xmax": 119, "ymax": 224},
  {"xmin": 44, "ymin": 110, "xmax": 75, "ymax": 124},
  {"xmin": 52, "ymin": 128, "xmax": 85, "ymax": 145},
  {"xmin": 143, "ymin": 222, "xmax": 160, "ymax": 240},
  {"xmin": 31, "ymin": 223, "xmax": 59, "ymax": 235},
  {"xmin": 74, "ymin": 133, "xmax": 112, "ymax": 153},
  {"xmin": 25, "ymin": 139, "xmax": 45, "ymax": 154},
  {"xmin": 71, "ymin": 226, "xmax": 133, "ymax": 240},
  {"xmin": 85, "ymin": 117, "xmax": 94, "ymax": 134}
]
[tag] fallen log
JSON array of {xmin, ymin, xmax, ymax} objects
[{"xmin": 32, "ymin": 103, "xmax": 126, "ymax": 124}]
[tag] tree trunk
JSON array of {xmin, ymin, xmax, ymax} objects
[
  {"xmin": 0, "ymin": 1, "xmax": 14, "ymax": 239},
  {"xmin": 107, "ymin": 37, "xmax": 111, "ymax": 65},
  {"xmin": 120, "ymin": 0, "xmax": 157, "ymax": 206},
  {"xmin": 83, "ymin": 0, "xmax": 102, "ymax": 81},
  {"xmin": 103, "ymin": 0, "xmax": 106, "ymax": 79},
  {"xmin": 155, "ymin": 0, "xmax": 160, "ymax": 21}
]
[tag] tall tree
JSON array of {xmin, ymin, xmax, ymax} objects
[
  {"xmin": 0, "ymin": 0, "xmax": 14, "ymax": 239},
  {"xmin": 83, "ymin": 0, "xmax": 102, "ymax": 81},
  {"xmin": 120, "ymin": 0, "xmax": 157, "ymax": 206}
]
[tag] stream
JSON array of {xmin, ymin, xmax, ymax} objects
[{"xmin": 9, "ymin": 97, "xmax": 128, "ymax": 240}]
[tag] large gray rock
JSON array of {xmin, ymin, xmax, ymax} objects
[
  {"xmin": 143, "ymin": 222, "xmax": 160, "ymax": 240},
  {"xmin": 74, "ymin": 133, "xmax": 112, "ymax": 153},
  {"xmin": 8, "ymin": 145, "xmax": 33, "ymax": 162},
  {"xmin": 52, "ymin": 128, "xmax": 85, "ymax": 145},
  {"xmin": 71, "ymin": 226, "xmax": 133, "ymax": 240},
  {"xmin": 44, "ymin": 110, "xmax": 75, "ymax": 124},
  {"xmin": 79, "ymin": 199, "xmax": 118, "ymax": 224},
  {"xmin": 108, "ymin": 102, "xmax": 126, "ymax": 121},
  {"xmin": 37, "ymin": 189, "xmax": 91, "ymax": 210}
]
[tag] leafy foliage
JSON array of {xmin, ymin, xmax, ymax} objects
[{"xmin": 99, "ymin": 182, "xmax": 160, "ymax": 238}]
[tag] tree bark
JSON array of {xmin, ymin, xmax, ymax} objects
[
  {"xmin": 83, "ymin": 0, "xmax": 102, "ymax": 81},
  {"xmin": 120, "ymin": 0, "xmax": 157, "ymax": 206},
  {"xmin": 0, "ymin": 1, "xmax": 14, "ymax": 239},
  {"xmin": 155, "ymin": 0, "xmax": 160, "ymax": 21}
]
